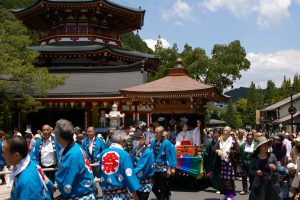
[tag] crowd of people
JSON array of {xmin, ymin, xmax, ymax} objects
[
  {"xmin": 202, "ymin": 127, "xmax": 300, "ymax": 200},
  {"xmin": 0, "ymin": 119, "xmax": 300, "ymax": 200}
]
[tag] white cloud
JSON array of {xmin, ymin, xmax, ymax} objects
[
  {"xmin": 202, "ymin": 0, "xmax": 253, "ymax": 18},
  {"xmin": 143, "ymin": 38, "xmax": 171, "ymax": 51},
  {"xmin": 161, "ymin": 0, "xmax": 195, "ymax": 26},
  {"xmin": 234, "ymin": 49, "xmax": 300, "ymax": 88},
  {"xmin": 174, "ymin": 21, "xmax": 184, "ymax": 27},
  {"xmin": 201, "ymin": 0, "xmax": 293, "ymax": 28}
]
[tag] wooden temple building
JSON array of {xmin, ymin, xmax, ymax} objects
[
  {"xmin": 13, "ymin": 0, "xmax": 159, "ymax": 131},
  {"xmin": 12, "ymin": 0, "xmax": 228, "ymax": 131},
  {"xmin": 120, "ymin": 59, "xmax": 228, "ymax": 127}
]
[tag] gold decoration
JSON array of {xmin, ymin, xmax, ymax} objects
[
  {"xmin": 92, "ymin": 102, "xmax": 98, "ymax": 107},
  {"xmin": 103, "ymin": 102, "xmax": 108, "ymax": 108}
]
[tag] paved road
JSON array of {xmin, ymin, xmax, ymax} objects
[{"xmin": 0, "ymin": 177, "xmax": 249, "ymax": 200}]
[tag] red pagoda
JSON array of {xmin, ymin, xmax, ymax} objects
[{"xmin": 13, "ymin": 0, "xmax": 159, "ymax": 130}]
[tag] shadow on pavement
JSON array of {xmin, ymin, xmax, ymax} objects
[{"xmin": 170, "ymin": 174, "xmax": 211, "ymax": 192}]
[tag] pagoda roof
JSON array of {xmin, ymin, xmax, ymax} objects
[
  {"xmin": 13, "ymin": 0, "xmax": 145, "ymax": 32},
  {"xmin": 120, "ymin": 59, "xmax": 229, "ymax": 102},
  {"xmin": 28, "ymin": 44, "xmax": 155, "ymax": 59},
  {"xmin": 14, "ymin": 0, "xmax": 144, "ymax": 13},
  {"xmin": 45, "ymin": 70, "xmax": 145, "ymax": 97}
]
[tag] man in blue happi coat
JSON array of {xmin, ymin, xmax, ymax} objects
[
  {"xmin": 2, "ymin": 136, "xmax": 53, "ymax": 200},
  {"xmin": 81, "ymin": 126, "xmax": 106, "ymax": 197},
  {"xmin": 54, "ymin": 119, "xmax": 95, "ymax": 200},
  {"xmin": 150, "ymin": 126, "xmax": 178, "ymax": 200},
  {"xmin": 81, "ymin": 126, "xmax": 106, "ymax": 174},
  {"xmin": 98, "ymin": 130, "xmax": 141, "ymax": 200},
  {"xmin": 132, "ymin": 130, "xmax": 155, "ymax": 200},
  {"xmin": 30, "ymin": 124, "xmax": 61, "ymax": 183}
]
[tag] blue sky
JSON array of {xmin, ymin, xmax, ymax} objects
[{"xmin": 115, "ymin": 0, "xmax": 300, "ymax": 89}]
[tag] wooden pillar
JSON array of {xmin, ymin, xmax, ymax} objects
[
  {"xmin": 84, "ymin": 109, "xmax": 88, "ymax": 129},
  {"xmin": 134, "ymin": 101, "xmax": 138, "ymax": 126},
  {"xmin": 146, "ymin": 112, "xmax": 151, "ymax": 127}
]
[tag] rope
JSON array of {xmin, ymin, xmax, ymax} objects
[{"xmin": 0, "ymin": 163, "xmax": 100, "ymax": 175}]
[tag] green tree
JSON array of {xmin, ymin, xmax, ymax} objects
[
  {"xmin": 181, "ymin": 44, "xmax": 210, "ymax": 81},
  {"xmin": 0, "ymin": 6, "xmax": 65, "ymax": 129},
  {"xmin": 264, "ymin": 80, "xmax": 276, "ymax": 105},
  {"xmin": 0, "ymin": 0, "xmax": 37, "ymax": 9},
  {"xmin": 120, "ymin": 32, "xmax": 153, "ymax": 54},
  {"xmin": 204, "ymin": 102, "xmax": 221, "ymax": 123},
  {"xmin": 208, "ymin": 40, "xmax": 250, "ymax": 92},
  {"xmin": 235, "ymin": 98, "xmax": 248, "ymax": 126},
  {"xmin": 293, "ymin": 74, "xmax": 300, "ymax": 94},
  {"xmin": 245, "ymin": 82, "xmax": 260, "ymax": 126},
  {"xmin": 148, "ymin": 38, "xmax": 178, "ymax": 81},
  {"xmin": 220, "ymin": 99, "xmax": 242, "ymax": 128},
  {"xmin": 150, "ymin": 40, "xmax": 250, "ymax": 92},
  {"xmin": 278, "ymin": 76, "xmax": 291, "ymax": 99}
]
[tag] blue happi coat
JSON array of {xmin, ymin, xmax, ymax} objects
[
  {"xmin": 132, "ymin": 145, "xmax": 155, "ymax": 180},
  {"xmin": 132, "ymin": 144, "xmax": 155, "ymax": 193},
  {"xmin": 0, "ymin": 142, "xmax": 6, "ymax": 170},
  {"xmin": 11, "ymin": 161, "xmax": 53, "ymax": 200},
  {"xmin": 55, "ymin": 143, "xmax": 95, "ymax": 198},
  {"xmin": 99, "ymin": 143, "xmax": 141, "ymax": 193},
  {"xmin": 30, "ymin": 135, "xmax": 61, "ymax": 166},
  {"xmin": 150, "ymin": 138, "xmax": 178, "ymax": 172},
  {"xmin": 81, "ymin": 136, "xmax": 106, "ymax": 162}
]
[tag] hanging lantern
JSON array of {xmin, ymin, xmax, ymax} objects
[
  {"xmin": 81, "ymin": 102, "xmax": 86, "ymax": 108},
  {"xmin": 103, "ymin": 102, "xmax": 108, "ymax": 108},
  {"xmin": 59, "ymin": 102, "xmax": 64, "ymax": 108},
  {"xmin": 49, "ymin": 102, "xmax": 53, "ymax": 108},
  {"xmin": 70, "ymin": 102, "xmax": 75, "ymax": 108}
]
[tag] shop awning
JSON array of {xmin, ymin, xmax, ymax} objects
[{"xmin": 273, "ymin": 111, "xmax": 300, "ymax": 124}]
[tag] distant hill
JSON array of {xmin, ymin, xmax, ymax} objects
[{"xmin": 225, "ymin": 87, "xmax": 249, "ymax": 102}]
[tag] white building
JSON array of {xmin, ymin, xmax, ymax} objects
[{"xmin": 260, "ymin": 92, "xmax": 300, "ymax": 133}]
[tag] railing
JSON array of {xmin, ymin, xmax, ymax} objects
[
  {"xmin": 0, "ymin": 163, "xmax": 100, "ymax": 175},
  {"xmin": 40, "ymin": 28, "xmax": 119, "ymax": 43}
]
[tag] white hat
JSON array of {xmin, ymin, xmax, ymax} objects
[
  {"xmin": 128, "ymin": 132, "xmax": 134, "ymax": 136},
  {"xmin": 25, "ymin": 128, "xmax": 32, "ymax": 134},
  {"xmin": 158, "ymin": 117, "xmax": 165, "ymax": 122},
  {"xmin": 287, "ymin": 163, "xmax": 296, "ymax": 171},
  {"xmin": 34, "ymin": 134, "xmax": 41, "ymax": 139},
  {"xmin": 129, "ymin": 127, "xmax": 136, "ymax": 132}
]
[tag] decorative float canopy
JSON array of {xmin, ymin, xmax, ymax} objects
[{"xmin": 120, "ymin": 58, "xmax": 229, "ymax": 114}]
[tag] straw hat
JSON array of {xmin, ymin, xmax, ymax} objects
[
  {"xmin": 287, "ymin": 163, "xmax": 297, "ymax": 171},
  {"xmin": 34, "ymin": 134, "xmax": 41, "ymax": 139},
  {"xmin": 254, "ymin": 136, "xmax": 272, "ymax": 151}
]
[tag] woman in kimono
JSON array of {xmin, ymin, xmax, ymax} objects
[{"xmin": 249, "ymin": 136, "xmax": 282, "ymax": 200}]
